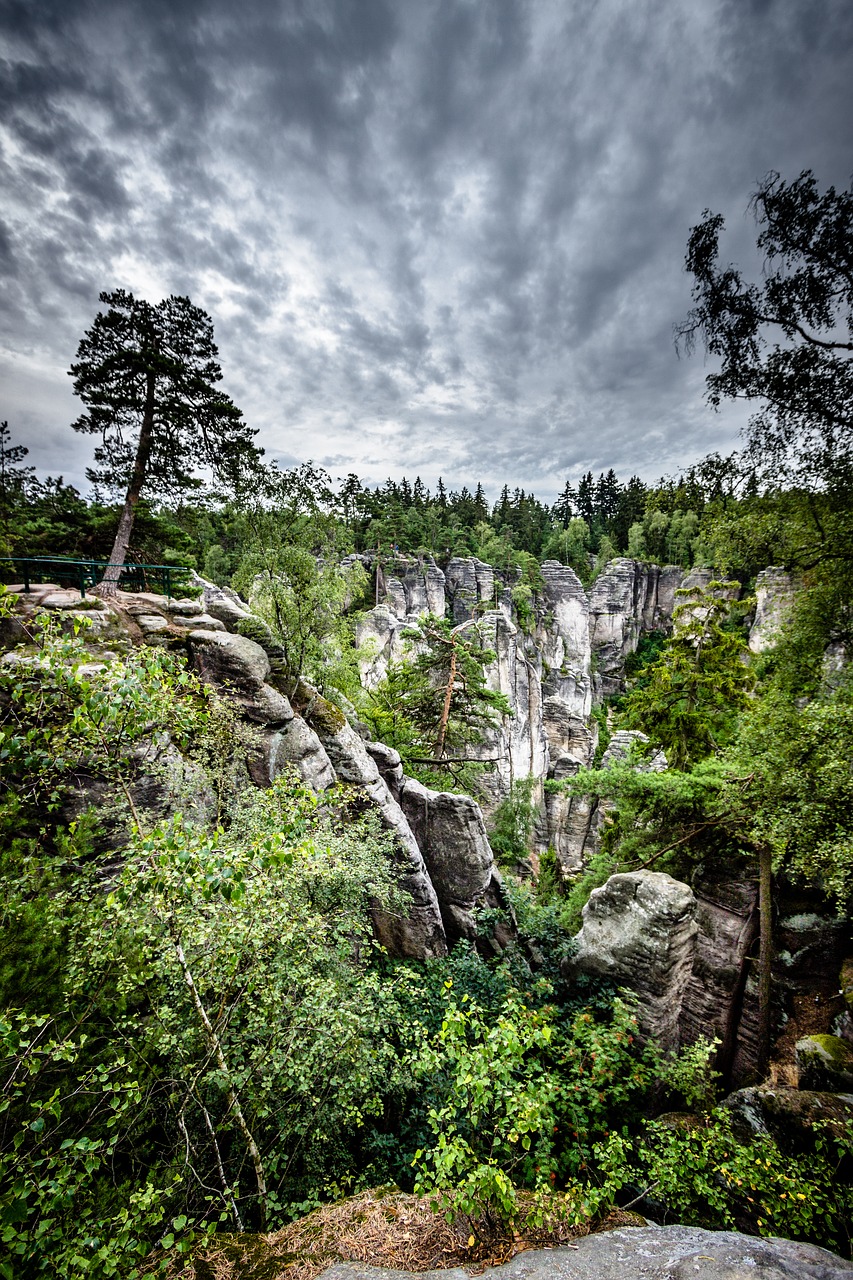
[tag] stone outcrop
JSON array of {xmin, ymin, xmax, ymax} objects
[
  {"xmin": 262, "ymin": 716, "xmax": 337, "ymax": 792},
  {"xmin": 723, "ymin": 1083, "xmax": 853, "ymax": 1145},
  {"xmin": 795, "ymin": 1035, "xmax": 853, "ymax": 1092},
  {"xmin": 679, "ymin": 877, "xmax": 759, "ymax": 1079},
  {"xmin": 543, "ymin": 754, "xmax": 598, "ymax": 874},
  {"xmin": 472, "ymin": 609, "xmax": 549, "ymax": 806},
  {"xmin": 588, "ymin": 558, "xmax": 684, "ymax": 697},
  {"xmin": 538, "ymin": 560, "xmax": 593, "ymax": 720},
  {"xmin": 444, "ymin": 556, "xmax": 496, "ymax": 622},
  {"xmin": 749, "ymin": 566, "xmax": 798, "ymax": 653},
  {"xmin": 398, "ymin": 778, "xmax": 509, "ymax": 946},
  {"xmin": 375, "ymin": 555, "xmax": 447, "ymax": 620},
  {"xmin": 548, "ymin": 731, "xmax": 664, "ymax": 875},
  {"xmin": 563, "ymin": 870, "xmax": 699, "ymax": 1049},
  {"xmin": 188, "ymin": 630, "xmax": 293, "ymax": 726},
  {"xmin": 319, "ymin": 1226, "xmax": 853, "ymax": 1280}
]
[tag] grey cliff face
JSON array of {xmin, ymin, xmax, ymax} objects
[
  {"xmin": 749, "ymin": 566, "xmax": 799, "ymax": 653},
  {"xmin": 354, "ymin": 554, "xmax": 711, "ymax": 862},
  {"xmin": 588, "ymin": 558, "xmax": 684, "ymax": 697}
]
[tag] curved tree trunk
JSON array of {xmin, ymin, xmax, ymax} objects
[{"xmin": 92, "ymin": 370, "xmax": 156, "ymax": 599}]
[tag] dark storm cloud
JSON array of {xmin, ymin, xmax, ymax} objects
[{"xmin": 1, "ymin": 0, "xmax": 852, "ymax": 499}]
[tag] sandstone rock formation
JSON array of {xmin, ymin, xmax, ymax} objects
[
  {"xmin": 723, "ymin": 1083, "xmax": 853, "ymax": 1144},
  {"xmin": 188, "ymin": 630, "xmax": 293, "ymax": 725},
  {"xmin": 796, "ymin": 1035, "xmax": 853, "ymax": 1092},
  {"xmin": 588, "ymin": 558, "xmax": 684, "ymax": 696},
  {"xmin": 563, "ymin": 870, "xmax": 699, "ymax": 1049},
  {"xmin": 398, "ymin": 778, "xmax": 509, "ymax": 946},
  {"xmin": 749, "ymin": 566, "xmax": 799, "ymax": 653}
]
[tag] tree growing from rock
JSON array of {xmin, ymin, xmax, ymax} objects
[
  {"xmin": 364, "ymin": 615, "xmax": 511, "ymax": 786},
  {"xmin": 70, "ymin": 290, "xmax": 258, "ymax": 596}
]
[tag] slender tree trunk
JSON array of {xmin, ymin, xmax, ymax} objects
[
  {"xmin": 435, "ymin": 644, "xmax": 457, "ymax": 759},
  {"xmin": 756, "ymin": 842, "xmax": 774, "ymax": 1075},
  {"xmin": 171, "ymin": 930, "xmax": 268, "ymax": 1226},
  {"xmin": 92, "ymin": 370, "xmax": 156, "ymax": 599}
]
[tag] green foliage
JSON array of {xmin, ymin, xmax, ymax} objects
[
  {"xmin": 362, "ymin": 615, "xmax": 510, "ymax": 789},
  {"xmin": 0, "ymin": 614, "xmax": 422, "ymax": 1257},
  {"xmin": 679, "ymin": 171, "xmax": 853, "ymax": 499},
  {"xmin": 620, "ymin": 585, "xmax": 754, "ymax": 769},
  {"xmin": 0, "ymin": 1011, "xmax": 198, "ymax": 1279},
  {"xmin": 623, "ymin": 630, "xmax": 667, "ymax": 684},
  {"xmin": 655, "ymin": 1036, "xmax": 721, "ymax": 1112},
  {"xmin": 411, "ymin": 992, "xmax": 655, "ymax": 1228},
  {"xmin": 488, "ymin": 777, "xmax": 537, "ymax": 867},
  {"xmin": 233, "ymin": 486, "xmax": 366, "ymax": 697},
  {"xmin": 559, "ymin": 849, "xmax": 621, "ymax": 934},
  {"xmin": 724, "ymin": 676, "xmax": 853, "ymax": 905},
  {"xmin": 631, "ymin": 1112, "xmax": 853, "ymax": 1252}
]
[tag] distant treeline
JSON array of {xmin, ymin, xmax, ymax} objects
[{"xmin": 3, "ymin": 423, "xmax": 762, "ymax": 589}]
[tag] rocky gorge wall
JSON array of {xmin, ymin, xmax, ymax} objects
[
  {"xmin": 12, "ymin": 559, "xmax": 848, "ymax": 1088},
  {"xmin": 354, "ymin": 554, "xmax": 719, "ymax": 864}
]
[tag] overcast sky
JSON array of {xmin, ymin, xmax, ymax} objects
[{"xmin": 2, "ymin": 0, "xmax": 852, "ymax": 503}]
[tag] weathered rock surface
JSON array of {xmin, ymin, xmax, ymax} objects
[
  {"xmin": 399, "ymin": 778, "xmax": 507, "ymax": 945},
  {"xmin": 319, "ymin": 1226, "xmax": 853, "ymax": 1280},
  {"xmin": 538, "ymin": 560, "xmax": 593, "ymax": 720},
  {"xmin": 723, "ymin": 1083, "xmax": 853, "ymax": 1144},
  {"xmin": 445, "ymin": 556, "xmax": 495, "ymax": 622},
  {"xmin": 588, "ymin": 558, "xmax": 684, "ymax": 696},
  {"xmin": 564, "ymin": 871, "xmax": 699, "ymax": 1049},
  {"xmin": 473, "ymin": 609, "xmax": 549, "ymax": 808},
  {"xmin": 750, "ymin": 567, "xmax": 798, "ymax": 653},
  {"xmin": 170, "ymin": 611, "xmax": 225, "ymax": 630},
  {"xmin": 376, "ymin": 555, "xmax": 446, "ymax": 619},
  {"xmin": 544, "ymin": 754, "xmax": 598, "ymax": 875},
  {"xmin": 679, "ymin": 877, "xmax": 758, "ymax": 1079},
  {"xmin": 187, "ymin": 630, "xmax": 293, "ymax": 726},
  {"xmin": 300, "ymin": 695, "xmax": 449, "ymax": 960},
  {"xmin": 355, "ymin": 605, "xmax": 410, "ymax": 689},
  {"xmin": 260, "ymin": 717, "xmax": 336, "ymax": 792},
  {"xmin": 796, "ymin": 1035, "xmax": 853, "ymax": 1092}
]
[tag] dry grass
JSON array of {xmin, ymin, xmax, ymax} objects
[{"xmin": 182, "ymin": 1187, "xmax": 642, "ymax": 1280}]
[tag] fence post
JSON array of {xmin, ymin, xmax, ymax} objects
[
  {"xmin": 79, "ymin": 564, "xmax": 86, "ymax": 598},
  {"xmin": 23, "ymin": 561, "xmax": 30, "ymax": 594}
]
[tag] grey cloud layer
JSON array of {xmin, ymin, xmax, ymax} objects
[{"xmin": 1, "ymin": 0, "xmax": 852, "ymax": 499}]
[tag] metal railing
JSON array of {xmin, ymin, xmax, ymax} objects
[{"xmin": 0, "ymin": 556, "xmax": 193, "ymax": 599}]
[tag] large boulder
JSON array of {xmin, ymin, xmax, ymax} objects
[
  {"xmin": 723, "ymin": 1083, "xmax": 853, "ymax": 1146},
  {"xmin": 319, "ymin": 1225, "xmax": 853, "ymax": 1280},
  {"xmin": 399, "ymin": 779, "xmax": 506, "ymax": 945},
  {"xmin": 564, "ymin": 870, "xmax": 698, "ymax": 1049},
  {"xmin": 796, "ymin": 1035, "xmax": 853, "ymax": 1091}
]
